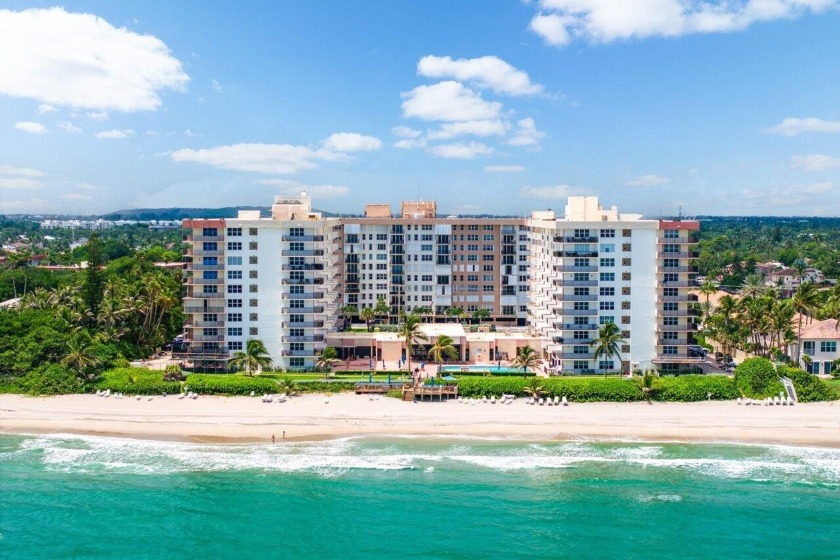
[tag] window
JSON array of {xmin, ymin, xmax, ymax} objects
[
  {"xmin": 600, "ymin": 258, "xmax": 615, "ymax": 267},
  {"xmin": 573, "ymin": 360, "xmax": 589, "ymax": 370},
  {"xmin": 663, "ymin": 302, "xmax": 678, "ymax": 311},
  {"xmin": 820, "ymin": 341, "xmax": 836, "ymax": 353},
  {"xmin": 663, "ymin": 317, "xmax": 678, "ymax": 326},
  {"xmin": 202, "ymin": 242, "xmax": 217, "ymax": 251},
  {"xmin": 229, "ymin": 341, "xmax": 243, "ymax": 351},
  {"xmin": 600, "ymin": 272, "xmax": 615, "ymax": 282},
  {"xmin": 600, "ymin": 229, "xmax": 615, "ymax": 238},
  {"xmin": 227, "ymin": 313, "xmax": 242, "ymax": 322},
  {"xmin": 202, "ymin": 256, "xmax": 218, "ymax": 265},
  {"xmin": 227, "ymin": 299, "xmax": 242, "ymax": 308},
  {"xmin": 227, "ymin": 270, "xmax": 242, "ymax": 279},
  {"xmin": 483, "ymin": 234, "xmax": 495, "ymax": 241},
  {"xmin": 227, "ymin": 227, "xmax": 242, "ymax": 237},
  {"xmin": 227, "ymin": 285, "xmax": 242, "ymax": 293},
  {"xmin": 573, "ymin": 287, "xmax": 590, "ymax": 296},
  {"xmin": 227, "ymin": 327, "xmax": 242, "ymax": 337},
  {"xmin": 664, "ymin": 229, "xmax": 679, "ymax": 239},
  {"xmin": 202, "ymin": 227, "xmax": 218, "ymax": 237},
  {"xmin": 664, "ymin": 287, "xmax": 679, "ymax": 297},
  {"xmin": 227, "ymin": 242, "xmax": 242, "ymax": 251},
  {"xmin": 600, "ymin": 316, "xmax": 615, "ymax": 325},
  {"xmin": 227, "ymin": 256, "xmax": 242, "ymax": 266},
  {"xmin": 599, "ymin": 287, "xmax": 615, "ymax": 296},
  {"xmin": 573, "ymin": 331, "xmax": 589, "ymax": 340},
  {"xmin": 421, "ymin": 244, "xmax": 433, "ymax": 251},
  {"xmin": 203, "ymin": 271, "xmax": 218, "ymax": 280},
  {"xmin": 482, "ymin": 285, "xmax": 494, "ymax": 292},
  {"xmin": 599, "ymin": 361, "xmax": 614, "ymax": 370},
  {"xmin": 600, "ymin": 243, "xmax": 615, "ymax": 253},
  {"xmin": 483, "ymin": 244, "xmax": 494, "ymax": 251},
  {"xmin": 482, "ymin": 254, "xmax": 495, "ymax": 261},
  {"xmin": 483, "ymin": 275, "xmax": 494, "ymax": 282},
  {"xmin": 600, "ymin": 301, "xmax": 615, "ymax": 310}
]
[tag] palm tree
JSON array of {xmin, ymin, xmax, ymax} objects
[
  {"xmin": 374, "ymin": 297, "xmax": 391, "ymax": 324},
  {"xmin": 522, "ymin": 376, "xmax": 545, "ymax": 399},
  {"xmin": 634, "ymin": 370, "xmax": 659, "ymax": 403},
  {"xmin": 413, "ymin": 305, "xmax": 433, "ymax": 322},
  {"xmin": 339, "ymin": 305, "xmax": 358, "ymax": 329},
  {"xmin": 472, "ymin": 308, "xmax": 490, "ymax": 324},
  {"xmin": 513, "ymin": 345, "xmax": 539, "ymax": 377},
  {"xmin": 740, "ymin": 273, "xmax": 766, "ymax": 299},
  {"xmin": 315, "ymin": 346, "xmax": 340, "ymax": 377},
  {"xmin": 399, "ymin": 313, "xmax": 429, "ymax": 372},
  {"xmin": 427, "ymin": 334, "xmax": 458, "ymax": 375},
  {"xmin": 229, "ymin": 338, "xmax": 273, "ymax": 376},
  {"xmin": 698, "ymin": 277, "xmax": 717, "ymax": 320},
  {"xmin": 61, "ymin": 336, "xmax": 100, "ymax": 380},
  {"xmin": 446, "ymin": 306, "xmax": 464, "ymax": 323},
  {"xmin": 590, "ymin": 322, "xmax": 625, "ymax": 376},
  {"xmin": 791, "ymin": 282, "xmax": 820, "ymax": 365},
  {"xmin": 359, "ymin": 306, "xmax": 375, "ymax": 332}
]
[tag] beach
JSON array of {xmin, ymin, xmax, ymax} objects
[{"xmin": 1, "ymin": 393, "xmax": 838, "ymax": 447}]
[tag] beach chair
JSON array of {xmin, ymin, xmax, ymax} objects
[
  {"xmin": 737, "ymin": 397, "xmax": 742, "ymax": 405},
  {"xmin": 788, "ymin": 397, "xmax": 795, "ymax": 406},
  {"xmin": 562, "ymin": 396, "xmax": 568, "ymax": 406},
  {"xmin": 278, "ymin": 393, "xmax": 287, "ymax": 403},
  {"xmin": 490, "ymin": 396, "xmax": 496, "ymax": 404},
  {"xmin": 554, "ymin": 396, "xmax": 560, "ymax": 406},
  {"xmin": 250, "ymin": 391, "xmax": 255, "ymax": 397},
  {"xmin": 538, "ymin": 398, "xmax": 544, "ymax": 406}
]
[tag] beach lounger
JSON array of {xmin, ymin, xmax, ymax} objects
[
  {"xmin": 538, "ymin": 398, "xmax": 544, "ymax": 406},
  {"xmin": 554, "ymin": 396, "xmax": 560, "ymax": 406},
  {"xmin": 491, "ymin": 396, "xmax": 496, "ymax": 404},
  {"xmin": 562, "ymin": 396, "xmax": 568, "ymax": 406}
]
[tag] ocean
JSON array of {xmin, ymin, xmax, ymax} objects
[{"xmin": 1, "ymin": 434, "xmax": 838, "ymax": 559}]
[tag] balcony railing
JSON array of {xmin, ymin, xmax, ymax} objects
[
  {"xmin": 282, "ymin": 306, "xmax": 325, "ymax": 314},
  {"xmin": 281, "ymin": 249, "xmax": 324, "ymax": 257},
  {"xmin": 652, "ymin": 354, "xmax": 704, "ymax": 363},
  {"xmin": 558, "ymin": 352, "xmax": 596, "ymax": 359},
  {"xmin": 553, "ymin": 280, "xmax": 598, "ymax": 287},
  {"xmin": 554, "ymin": 265, "xmax": 598, "ymax": 272},
  {"xmin": 555, "ymin": 251, "xmax": 599, "ymax": 258},
  {"xmin": 559, "ymin": 308, "xmax": 599, "ymax": 316},
  {"xmin": 658, "ymin": 251, "xmax": 698, "ymax": 259},
  {"xmin": 191, "ymin": 263, "xmax": 225, "ymax": 271},
  {"xmin": 281, "ymin": 235, "xmax": 324, "ymax": 242},
  {"xmin": 284, "ymin": 335, "xmax": 325, "ymax": 343},
  {"xmin": 185, "ymin": 321, "xmax": 225, "ymax": 328},
  {"xmin": 282, "ymin": 277, "xmax": 324, "ymax": 285},
  {"xmin": 192, "ymin": 235, "xmax": 225, "ymax": 242},
  {"xmin": 658, "ymin": 266, "xmax": 697, "ymax": 273},
  {"xmin": 184, "ymin": 305, "xmax": 224, "ymax": 313},
  {"xmin": 188, "ymin": 334, "xmax": 226, "ymax": 342},
  {"xmin": 659, "ymin": 309, "xmax": 700, "ymax": 317},
  {"xmin": 554, "ymin": 323, "xmax": 599, "ymax": 330},
  {"xmin": 186, "ymin": 278, "xmax": 225, "ymax": 285},
  {"xmin": 282, "ymin": 292, "xmax": 325, "ymax": 300},
  {"xmin": 661, "ymin": 281, "xmax": 695, "ymax": 288},
  {"xmin": 282, "ymin": 264, "xmax": 324, "ymax": 271},
  {"xmin": 188, "ymin": 250, "xmax": 224, "ymax": 257},
  {"xmin": 656, "ymin": 324, "xmax": 698, "ymax": 332},
  {"xmin": 285, "ymin": 321, "xmax": 325, "ymax": 328},
  {"xmin": 657, "ymin": 236, "xmax": 699, "ymax": 244},
  {"xmin": 283, "ymin": 350, "xmax": 315, "ymax": 357},
  {"xmin": 556, "ymin": 294, "xmax": 598, "ymax": 302},
  {"xmin": 562, "ymin": 236, "xmax": 598, "ymax": 243},
  {"xmin": 657, "ymin": 338, "xmax": 691, "ymax": 345},
  {"xmin": 183, "ymin": 292, "xmax": 224, "ymax": 299}
]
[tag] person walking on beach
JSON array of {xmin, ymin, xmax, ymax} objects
[{"xmin": 271, "ymin": 434, "xmax": 275, "ymax": 443}]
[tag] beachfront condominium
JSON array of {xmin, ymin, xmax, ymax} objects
[
  {"xmin": 181, "ymin": 193, "xmax": 699, "ymax": 372},
  {"xmin": 181, "ymin": 194, "xmax": 342, "ymax": 371},
  {"xmin": 339, "ymin": 201, "xmax": 530, "ymax": 325},
  {"xmin": 529, "ymin": 196, "xmax": 700, "ymax": 374}
]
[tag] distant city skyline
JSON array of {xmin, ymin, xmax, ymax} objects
[{"xmin": 1, "ymin": 1, "xmax": 839, "ymax": 217}]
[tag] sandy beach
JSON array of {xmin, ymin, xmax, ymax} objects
[{"xmin": 1, "ymin": 393, "xmax": 839, "ymax": 447}]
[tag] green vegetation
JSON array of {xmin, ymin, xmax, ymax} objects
[
  {"xmin": 399, "ymin": 313, "xmax": 428, "ymax": 372},
  {"xmin": 184, "ymin": 374, "xmax": 278, "ymax": 395},
  {"xmin": 590, "ymin": 322, "xmax": 625, "ymax": 376},
  {"xmin": 427, "ymin": 334, "xmax": 457, "ymax": 373},
  {"xmin": 229, "ymin": 338, "xmax": 273, "ymax": 375},
  {"xmin": 512, "ymin": 345, "xmax": 539, "ymax": 375},
  {"xmin": 733, "ymin": 357, "xmax": 781, "ymax": 397},
  {"xmin": 93, "ymin": 368, "xmax": 181, "ymax": 395}
]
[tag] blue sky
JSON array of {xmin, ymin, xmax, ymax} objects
[{"xmin": 1, "ymin": 1, "xmax": 839, "ymax": 217}]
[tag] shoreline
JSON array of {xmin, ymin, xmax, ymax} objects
[{"xmin": 1, "ymin": 394, "xmax": 839, "ymax": 448}]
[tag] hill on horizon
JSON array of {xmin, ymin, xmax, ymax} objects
[{"xmin": 100, "ymin": 206, "xmax": 341, "ymax": 220}]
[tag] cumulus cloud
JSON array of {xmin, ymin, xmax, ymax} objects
[
  {"xmin": 322, "ymin": 132, "xmax": 383, "ymax": 152},
  {"xmin": 37, "ymin": 103, "xmax": 57, "ymax": 114},
  {"xmin": 401, "ymin": 81, "xmax": 502, "ymax": 122},
  {"xmin": 59, "ymin": 121, "xmax": 82, "ymax": 134},
  {"xmin": 519, "ymin": 184, "xmax": 585, "ymax": 199},
  {"xmin": 0, "ymin": 7, "xmax": 189, "ymax": 112},
  {"xmin": 255, "ymin": 179, "xmax": 350, "ymax": 198},
  {"xmin": 802, "ymin": 181, "xmax": 834, "ymax": 194},
  {"xmin": 85, "ymin": 111, "xmax": 110, "ymax": 121},
  {"xmin": 626, "ymin": 174, "xmax": 671, "ymax": 187},
  {"xmin": 427, "ymin": 120, "xmax": 508, "ymax": 140},
  {"xmin": 391, "ymin": 126, "xmax": 423, "ymax": 138},
  {"xmin": 791, "ymin": 154, "xmax": 840, "ymax": 171},
  {"xmin": 62, "ymin": 192, "xmax": 92, "ymax": 200},
  {"xmin": 417, "ymin": 55, "xmax": 543, "ymax": 96},
  {"xmin": 95, "ymin": 129, "xmax": 134, "ymax": 139},
  {"xmin": 529, "ymin": 0, "xmax": 837, "ymax": 46},
  {"xmin": 172, "ymin": 143, "xmax": 322, "ymax": 174},
  {"xmin": 0, "ymin": 177, "xmax": 43, "ymax": 189},
  {"xmin": 0, "ymin": 165, "xmax": 45, "ymax": 177},
  {"xmin": 184, "ymin": 129, "xmax": 197, "ymax": 137},
  {"xmin": 77, "ymin": 183, "xmax": 103, "ymax": 190},
  {"xmin": 394, "ymin": 138, "xmax": 428, "ymax": 149},
  {"xmin": 14, "ymin": 121, "xmax": 47, "ymax": 134},
  {"xmin": 211, "ymin": 79, "xmax": 223, "ymax": 92},
  {"xmin": 485, "ymin": 165, "xmax": 525, "ymax": 173},
  {"xmin": 427, "ymin": 141, "xmax": 494, "ymax": 160},
  {"xmin": 507, "ymin": 117, "xmax": 545, "ymax": 147},
  {"xmin": 766, "ymin": 117, "xmax": 840, "ymax": 136}
]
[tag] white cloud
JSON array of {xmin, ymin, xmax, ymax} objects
[
  {"xmin": 255, "ymin": 179, "xmax": 350, "ymax": 198},
  {"xmin": 15, "ymin": 121, "xmax": 47, "ymax": 134},
  {"xmin": 145, "ymin": 130, "xmax": 158, "ymax": 136},
  {"xmin": 62, "ymin": 192, "xmax": 92, "ymax": 200},
  {"xmin": 427, "ymin": 120, "xmax": 508, "ymax": 140},
  {"xmin": 802, "ymin": 181, "xmax": 834, "ymax": 194},
  {"xmin": 507, "ymin": 117, "xmax": 545, "ymax": 147},
  {"xmin": 626, "ymin": 174, "xmax": 671, "ymax": 187},
  {"xmin": 401, "ymin": 81, "xmax": 502, "ymax": 122},
  {"xmin": 37, "ymin": 103, "xmax": 57, "ymax": 114},
  {"xmin": 0, "ymin": 165, "xmax": 45, "ymax": 177},
  {"xmin": 95, "ymin": 129, "xmax": 134, "ymax": 139},
  {"xmin": 77, "ymin": 183, "xmax": 103, "ymax": 190},
  {"xmin": 427, "ymin": 141, "xmax": 494, "ymax": 159},
  {"xmin": 59, "ymin": 121, "xmax": 82, "ymax": 134},
  {"xmin": 529, "ymin": 0, "xmax": 837, "ymax": 46},
  {"xmin": 172, "ymin": 143, "xmax": 324, "ymax": 174},
  {"xmin": 85, "ymin": 111, "xmax": 110, "ymax": 121},
  {"xmin": 184, "ymin": 129, "xmax": 197, "ymax": 137},
  {"xmin": 485, "ymin": 165, "xmax": 525, "ymax": 173},
  {"xmin": 394, "ymin": 138, "xmax": 428, "ymax": 149},
  {"xmin": 322, "ymin": 132, "xmax": 383, "ymax": 152},
  {"xmin": 0, "ymin": 7, "xmax": 189, "ymax": 112},
  {"xmin": 766, "ymin": 117, "xmax": 840, "ymax": 136},
  {"xmin": 417, "ymin": 55, "xmax": 543, "ymax": 96},
  {"xmin": 791, "ymin": 154, "xmax": 840, "ymax": 171},
  {"xmin": 211, "ymin": 79, "xmax": 223, "ymax": 92},
  {"xmin": 0, "ymin": 177, "xmax": 43, "ymax": 189},
  {"xmin": 519, "ymin": 184, "xmax": 585, "ymax": 199},
  {"xmin": 391, "ymin": 126, "xmax": 423, "ymax": 138}
]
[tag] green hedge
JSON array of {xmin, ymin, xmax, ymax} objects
[
  {"xmin": 295, "ymin": 380, "xmax": 359, "ymax": 393},
  {"xmin": 653, "ymin": 375, "xmax": 740, "ymax": 402},
  {"xmin": 93, "ymin": 368, "xmax": 182, "ymax": 395},
  {"xmin": 777, "ymin": 366, "xmax": 836, "ymax": 402},
  {"xmin": 734, "ymin": 357, "xmax": 780, "ymax": 397},
  {"xmin": 332, "ymin": 370, "xmax": 405, "ymax": 376},
  {"xmin": 185, "ymin": 374, "xmax": 278, "ymax": 395},
  {"xmin": 0, "ymin": 365, "xmax": 82, "ymax": 395}
]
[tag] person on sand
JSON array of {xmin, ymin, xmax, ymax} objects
[
  {"xmin": 271, "ymin": 434, "xmax": 275, "ymax": 443},
  {"xmin": 282, "ymin": 431, "xmax": 286, "ymax": 440}
]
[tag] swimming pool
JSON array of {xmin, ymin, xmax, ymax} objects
[{"xmin": 440, "ymin": 365, "xmax": 525, "ymax": 374}]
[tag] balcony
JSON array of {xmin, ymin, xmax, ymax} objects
[
  {"xmin": 554, "ymin": 323, "xmax": 599, "ymax": 330},
  {"xmin": 188, "ymin": 249, "xmax": 224, "ymax": 257},
  {"xmin": 188, "ymin": 334, "xmax": 226, "ymax": 342},
  {"xmin": 657, "ymin": 236, "xmax": 698, "ymax": 245},
  {"xmin": 657, "ymin": 295, "xmax": 699, "ymax": 303},
  {"xmin": 282, "ymin": 234, "xmax": 324, "ymax": 242},
  {"xmin": 192, "ymin": 235, "xmax": 224, "ymax": 242},
  {"xmin": 554, "ymin": 265, "xmax": 598, "ymax": 272},
  {"xmin": 283, "ymin": 350, "xmax": 316, "ymax": 357},
  {"xmin": 563, "ymin": 236, "xmax": 598, "ymax": 243},
  {"xmin": 192, "ymin": 263, "xmax": 224, "ymax": 271},
  {"xmin": 282, "ymin": 306, "xmax": 325, "ymax": 314},
  {"xmin": 282, "ymin": 264, "xmax": 324, "ymax": 271},
  {"xmin": 559, "ymin": 352, "xmax": 595, "ymax": 359},
  {"xmin": 282, "ymin": 292, "xmax": 325, "ymax": 299},
  {"xmin": 282, "ymin": 277, "xmax": 324, "ymax": 285},
  {"xmin": 659, "ymin": 309, "xmax": 700, "ymax": 317},
  {"xmin": 652, "ymin": 354, "xmax": 704, "ymax": 364},
  {"xmin": 186, "ymin": 277, "xmax": 225, "ymax": 285},
  {"xmin": 556, "ymin": 251, "xmax": 599, "ymax": 258},
  {"xmin": 184, "ymin": 305, "xmax": 224, "ymax": 313},
  {"xmin": 183, "ymin": 292, "xmax": 224, "ymax": 299},
  {"xmin": 185, "ymin": 321, "xmax": 225, "ymax": 328},
  {"xmin": 285, "ymin": 321, "xmax": 325, "ymax": 328},
  {"xmin": 284, "ymin": 335, "xmax": 325, "ymax": 343},
  {"xmin": 656, "ymin": 323, "xmax": 698, "ymax": 332},
  {"xmin": 560, "ymin": 308, "xmax": 598, "ymax": 316},
  {"xmin": 661, "ymin": 281, "xmax": 695, "ymax": 288},
  {"xmin": 658, "ymin": 265, "xmax": 697, "ymax": 273},
  {"xmin": 282, "ymin": 249, "xmax": 324, "ymax": 257},
  {"xmin": 657, "ymin": 338, "xmax": 691, "ymax": 345},
  {"xmin": 553, "ymin": 280, "xmax": 598, "ymax": 287},
  {"xmin": 658, "ymin": 251, "xmax": 698, "ymax": 259},
  {"xmin": 556, "ymin": 294, "xmax": 598, "ymax": 302}
]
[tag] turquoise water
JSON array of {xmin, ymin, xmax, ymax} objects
[
  {"xmin": 2, "ymin": 435, "xmax": 839, "ymax": 559},
  {"xmin": 441, "ymin": 365, "xmax": 524, "ymax": 373}
]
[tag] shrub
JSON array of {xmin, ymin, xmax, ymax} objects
[
  {"xmin": 734, "ymin": 357, "xmax": 779, "ymax": 397},
  {"xmin": 295, "ymin": 380, "xmax": 358, "ymax": 393},
  {"xmin": 94, "ymin": 367, "xmax": 182, "ymax": 395},
  {"xmin": 3, "ymin": 365, "xmax": 82, "ymax": 395},
  {"xmin": 455, "ymin": 377, "xmax": 645, "ymax": 402},
  {"xmin": 163, "ymin": 365, "xmax": 185, "ymax": 382},
  {"xmin": 777, "ymin": 366, "xmax": 837, "ymax": 402},
  {"xmin": 184, "ymin": 374, "xmax": 277, "ymax": 395},
  {"xmin": 653, "ymin": 375, "xmax": 740, "ymax": 402}
]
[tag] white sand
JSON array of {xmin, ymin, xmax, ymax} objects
[{"xmin": 1, "ymin": 394, "xmax": 838, "ymax": 447}]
